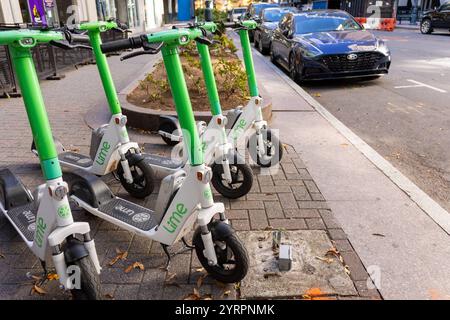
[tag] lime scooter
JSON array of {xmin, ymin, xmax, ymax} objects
[
  {"xmin": 160, "ymin": 20, "xmax": 284, "ymax": 168},
  {"xmin": 0, "ymin": 27, "xmax": 102, "ymax": 299},
  {"xmin": 31, "ymin": 21, "xmax": 155, "ymax": 199},
  {"xmin": 67, "ymin": 24, "xmax": 249, "ymax": 283},
  {"xmin": 156, "ymin": 22, "xmax": 254, "ymax": 199}
]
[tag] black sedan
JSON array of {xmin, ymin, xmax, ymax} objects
[
  {"xmin": 271, "ymin": 10, "xmax": 391, "ymax": 82},
  {"xmin": 420, "ymin": 2, "xmax": 450, "ymax": 34},
  {"xmin": 244, "ymin": 2, "xmax": 280, "ymax": 41},
  {"xmin": 254, "ymin": 7, "xmax": 300, "ymax": 54}
]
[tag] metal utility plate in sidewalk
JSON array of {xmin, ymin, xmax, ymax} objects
[{"xmin": 238, "ymin": 230, "xmax": 357, "ymax": 298}]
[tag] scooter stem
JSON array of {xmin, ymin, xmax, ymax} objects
[
  {"xmin": 87, "ymin": 30, "xmax": 122, "ymax": 115},
  {"xmin": 9, "ymin": 41, "xmax": 62, "ymax": 180},
  {"xmin": 162, "ymin": 45, "xmax": 204, "ymax": 166},
  {"xmin": 238, "ymin": 28, "xmax": 259, "ymax": 98}
]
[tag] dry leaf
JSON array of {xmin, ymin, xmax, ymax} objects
[
  {"xmin": 315, "ymin": 256, "xmax": 334, "ymax": 264},
  {"xmin": 195, "ymin": 267, "xmax": 205, "ymax": 273},
  {"xmin": 47, "ymin": 273, "xmax": 59, "ymax": 281},
  {"xmin": 312, "ymin": 93, "xmax": 321, "ymax": 97},
  {"xmin": 184, "ymin": 293, "xmax": 201, "ymax": 300},
  {"xmin": 109, "ymin": 250, "xmax": 128, "ymax": 266},
  {"xmin": 31, "ymin": 275, "xmax": 42, "ymax": 281},
  {"xmin": 344, "ymin": 265, "xmax": 351, "ymax": 275},
  {"xmin": 325, "ymin": 247, "xmax": 340, "ymax": 258},
  {"xmin": 222, "ymin": 290, "xmax": 231, "ymax": 298},
  {"xmin": 124, "ymin": 262, "xmax": 144, "ymax": 274},
  {"xmin": 104, "ymin": 293, "xmax": 114, "ymax": 299},
  {"xmin": 0, "ymin": 253, "xmax": 5, "ymax": 259},
  {"xmin": 202, "ymin": 294, "xmax": 213, "ymax": 300},
  {"xmin": 31, "ymin": 285, "xmax": 47, "ymax": 295}
]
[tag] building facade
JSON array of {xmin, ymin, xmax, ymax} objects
[{"xmin": 0, "ymin": 0, "xmax": 167, "ymax": 32}]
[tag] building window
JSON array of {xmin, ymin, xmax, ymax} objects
[{"xmin": 19, "ymin": 0, "xmax": 31, "ymax": 23}]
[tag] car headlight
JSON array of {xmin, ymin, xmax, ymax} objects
[{"xmin": 377, "ymin": 41, "xmax": 390, "ymax": 56}]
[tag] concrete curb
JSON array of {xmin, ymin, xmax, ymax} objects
[
  {"xmin": 253, "ymin": 46, "xmax": 450, "ymax": 235},
  {"xmin": 117, "ymin": 56, "xmax": 272, "ymax": 131}
]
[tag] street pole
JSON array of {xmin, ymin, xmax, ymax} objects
[
  {"xmin": 205, "ymin": 0, "xmax": 213, "ymax": 21},
  {"xmin": 410, "ymin": 0, "xmax": 418, "ymax": 24}
]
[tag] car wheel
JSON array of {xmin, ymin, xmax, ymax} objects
[
  {"xmin": 254, "ymin": 33, "xmax": 259, "ymax": 49},
  {"xmin": 259, "ymin": 37, "xmax": 268, "ymax": 55},
  {"xmin": 289, "ymin": 53, "xmax": 301, "ymax": 83},
  {"xmin": 270, "ymin": 43, "xmax": 276, "ymax": 64},
  {"xmin": 420, "ymin": 19, "xmax": 433, "ymax": 34}
]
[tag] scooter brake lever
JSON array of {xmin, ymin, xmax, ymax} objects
[
  {"xmin": 49, "ymin": 40, "xmax": 92, "ymax": 51},
  {"xmin": 195, "ymin": 37, "xmax": 213, "ymax": 46},
  {"xmin": 120, "ymin": 50, "xmax": 157, "ymax": 61}
]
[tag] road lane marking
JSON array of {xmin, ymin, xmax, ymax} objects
[{"xmin": 395, "ymin": 79, "xmax": 447, "ymax": 93}]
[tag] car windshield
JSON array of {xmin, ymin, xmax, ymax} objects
[
  {"xmin": 294, "ymin": 13, "xmax": 362, "ymax": 34},
  {"xmin": 255, "ymin": 4, "xmax": 279, "ymax": 15},
  {"xmin": 234, "ymin": 8, "xmax": 246, "ymax": 13},
  {"xmin": 264, "ymin": 9, "xmax": 283, "ymax": 22}
]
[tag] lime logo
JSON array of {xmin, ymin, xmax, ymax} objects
[
  {"xmin": 163, "ymin": 204, "xmax": 188, "ymax": 233},
  {"xmin": 232, "ymin": 119, "xmax": 247, "ymax": 139},
  {"xmin": 204, "ymin": 188, "xmax": 212, "ymax": 200},
  {"xmin": 57, "ymin": 205, "xmax": 70, "ymax": 218},
  {"xmin": 95, "ymin": 141, "xmax": 111, "ymax": 165},
  {"xmin": 35, "ymin": 217, "xmax": 47, "ymax": 248}
]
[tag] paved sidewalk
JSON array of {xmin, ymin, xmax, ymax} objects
[
  {"xmin": 0, "ymin": 43, "xmax": 376, "ymax": 300},
  {"xmin": 244, "ymin": 37, "xmax": 450, "ymax": 299}
]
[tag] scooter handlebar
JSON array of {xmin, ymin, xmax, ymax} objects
[{"xmin": 100, "ymin": 35, "xmax": 146, "ymax": 53}]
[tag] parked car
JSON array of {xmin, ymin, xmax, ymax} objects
[
  {"xmin": 244, "ymin": 2, "xmax": 280, "ymax": 41},
  {"xmin": 271, "ymin": 10, "xmax": 391, "ymax": 82},
  {"xmin": 420, "ymin": 2, "xmax": 450, "ymax": 34},
  {"xmin": 228, "ymin": 7, "xmax": 247, "ymax": 22},
  {"xmin": 254, "ymin": 7, "xmax": 300, "ymax": 54}
]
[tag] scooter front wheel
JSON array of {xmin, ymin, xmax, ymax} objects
[
  {"xmin": 193, "ymin": 223, "xmax": 249, "ymax": 283},
  {"xmin": 117, "ymin": 160, "xmax": 155, "ymax": 198},
  {"xmin": 211, "ymin": 160, "xmax": 253, "ymax": 199},
  {"xmin": 248, "ymin": 129, "xmax": 284, "ymax": 168},
  {"xmin": 70, "ymin": 256, "xmax": 102, "ymax": 300}
]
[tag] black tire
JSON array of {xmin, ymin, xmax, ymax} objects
[
  {"xmin": 210, "ymin": 158, "xmax": 253, "ymax": 199},
  {"xmin": 253, "ymin": 33, "xmax": 259, "ymax": 49},
  {"xmin": 270, "ymin": 43, "xmax": 276, "ymax": 64},
  {"xmin": 70, "ymin": 256, "xmax": 102, "ymax": 300},
  {"xmin": 289, "ymin": 53, "xmax": 301, "ymax": 83},
  {"xmin": 420, "ymin": 19, "xmax": 433, "ymax": 34},
  {"xmin": 259, "ymin": 38, "xmax": 268, "ymax": 55},
  {"xmin": 248, "ymin": 129, "xmax": 284, "ymax": 168},
  {"xmin": 193, "ymin": 224, "xmax": 249, "ymax": 283},
  {"xmin": 159, "ymin": 122, "xmax": 179, "ymax": 146},
  {"xmin": 117, "ymin": 159, "xmax": 155, "ymax": 198}
]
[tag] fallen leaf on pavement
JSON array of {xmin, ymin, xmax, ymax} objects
[
  {"xmin": 222, "ymin": 290, "xmax": 231, "ymax": 298},
  {"xmin": 125, "ymin": 261, "xmax": 145, "ymax": 273},
  {"xmin": 104, "ymin": 293, "xmax": 115, "ymax": 299},
  {"xmin": 325, "ymin": 247, "xmax": 340, "ymax": 258},
  {"xmin": 184, "ymin": 293, "xmax": 201, "ymax": 300},
  {"xmin": 372, "ymin": 233, "xmax": 385, "ymax": 237},
  {"xmin": 31, "ymin": 285, "xmax": 47, "ymax": 295},
  {"xmin": 0, "ymin": 253, "xmax": 5, "ymax": 259},
  {"xmin": 31, "ymin": 275, "xmax": 42, "ymax": 282},
  {"xmin": 109, "ymin": 249, "xmax": 128, "ymax": 266},
  {"xmin": 195, "ymin": 267, "xmax": 205, "ymax": 273},
  {"xmin": 315, "ymin": 256, "xmax": 334, "ymax": 264},
  {"xmin": 312, "ymin": 93, "xmax": 321, "ymax": 97},
  {"xmin": 344, "ymin": 265, "xmax": 351, "ymax": 275},
  {"xmin": 47, "ymin": 273, "xmax": 59, "ymax": 281}
]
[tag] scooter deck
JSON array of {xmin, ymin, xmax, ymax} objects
[
  {"xmin": 59, "ymin": 152, "xmax": 93, "ymax": 168},
  {"xmin": 4, "ymin": 202, "xmax": 37, "ymax": 241},
  {"xmin": 97, "ymin": 197, "xmax": 160, "ymax": 231},
  {"xmin": 143, "ymin": 154, "xmax": 182, "ymax": 170}
]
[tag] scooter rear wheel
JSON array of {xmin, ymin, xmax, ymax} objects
[
  {"xmin": 70, "ymin": 256, "xmax": 102, "ymax": 300},
  {"xmin": 160, "ymin": 122, "xmax": 179, "ymax": 146},
  {"xmin": 248, "ymin": 129, "xmax": 284, "ymax": 168},
  {"xmin": 193, "ymin": 223, "xmax": 249, "ymax": 283},
  {"xmin": 117, "ymin": 160, "xmax": 155, "ymax": 199},
  {"xmin": 211, "ymin": 161, "xmax": 253, "ymax": 199}
]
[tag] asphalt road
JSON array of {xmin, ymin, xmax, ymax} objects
[{"xmin": 298, "ymin": 28, "xmax": 450, "ymax": 212}]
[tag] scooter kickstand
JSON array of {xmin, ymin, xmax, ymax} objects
[
  {"xmin": 182, "ymin": 237, "xmax": 195, "ymax": 249},
  {"xmin": 161, "ymin": 244, "xmax": 171, "ymax": 271}
]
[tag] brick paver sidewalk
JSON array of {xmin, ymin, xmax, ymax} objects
[{"xmin": 0, "ymin": 54, "xmax": 380, "ymax": 300}]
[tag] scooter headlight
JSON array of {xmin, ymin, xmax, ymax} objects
[
  {"xmin": 19, "ymin": 38, "xmax": 35, "ymax": 47},
  {"xmin": 179, "ymin": 35, "xmax": 189, "ymax": 44}
]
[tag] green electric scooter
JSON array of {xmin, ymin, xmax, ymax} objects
[
  {"xmin": 31, "ymin": 21, "xmax": 155, "ymax": 199},
  {"xmin": 65, "ymin": 24, "xmax": 249, "ymax": 283},
  {"xmin": 0, "ymin": 25, "xmax": 102, "ymax": 299},
  {"xmin": 160, "ymin": 20, "xmax": 284, "ymax": 168}
]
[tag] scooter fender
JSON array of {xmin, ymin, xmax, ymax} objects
[
  {"xmin": 209, "ymin": 220, "xmax": 235, "ymax": 241},
  {"xmin": 64, "ymin": 237, "xmax": 89, "ymax": 264}
]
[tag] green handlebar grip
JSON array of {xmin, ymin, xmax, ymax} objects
[{"xmin": 0, "ymin": 30, "xmax": 63, "ymax": 46}]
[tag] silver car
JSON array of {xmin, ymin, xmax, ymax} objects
[{"xmin": 228, "ymin": 7, "xmax": 246, "ymax": 22}]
